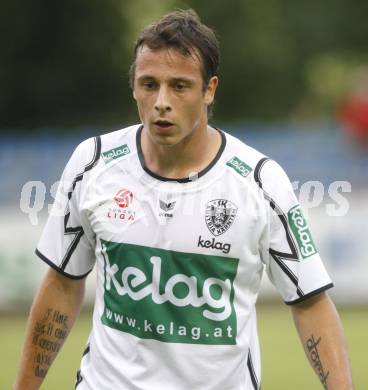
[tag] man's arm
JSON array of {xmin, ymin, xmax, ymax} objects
[
  {"xmin": 14, "ymin": 268, "xmax": 86, "ymax": 390},
  {"xmin": 291, "ymin": 292, "xmax": 354, "ymax": 389}
]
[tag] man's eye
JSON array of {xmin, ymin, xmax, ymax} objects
[
  {"xmin": 143, "ymin": 82, "xmax": 156, "ymax": 89},
  {"xmin": 174, "ymin": 83, "xmax": 186, "ymax": 91}
]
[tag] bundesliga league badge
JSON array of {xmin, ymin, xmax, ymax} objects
[
  {"xmin": 114, "ymin": 189, "xmax": 134, "ymax": 208},
  {"xmin": 205, "ymin": 199, "xmax": 237, "ymax": 236}
]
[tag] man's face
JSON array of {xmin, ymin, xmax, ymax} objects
[{"xmin": 133, "ymin": 46, "xmax": 218, "ymax": 147}]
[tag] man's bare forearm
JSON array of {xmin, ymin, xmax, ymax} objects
[
  {"xmin": 14, "ymin": 268, "xmax": 85, "ymax": 390},
  {"xmin": 305, "ymin": 333, "xmax": 330, "ymax": 388},
  {"xmin": 291, "ymin": 292, "xmax": 354, "ymax": 389}
]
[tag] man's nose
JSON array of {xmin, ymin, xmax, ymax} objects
[{"xmin": 154, "ymin": 87, "xmax": 172, "ymax": 113}]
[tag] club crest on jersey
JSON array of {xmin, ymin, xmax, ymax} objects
[{"xmin": 205, "ymin": 199, "xmax": 237, "ymax": 236}]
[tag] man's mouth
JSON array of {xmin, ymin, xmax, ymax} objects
[{"xmin": 154, "ymin": 120, "xmax": 174, "ymax": 129}]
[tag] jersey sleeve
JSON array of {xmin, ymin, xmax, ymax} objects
[
  {"xmin": 258, "ymin": 159, "xmax": 333, "ymax": 304},
  {"xmin": 36, "ymin": 136, "xmax": 100, "ymax": 279}
]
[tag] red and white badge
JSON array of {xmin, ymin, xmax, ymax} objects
[{"xmin": 114, "ymin": 189, "xmax": 134, "ymax": 209}]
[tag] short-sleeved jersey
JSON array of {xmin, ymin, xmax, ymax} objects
[{"xmin": 36, "ymin": 125, "xmax": 333, "ymax": 390}]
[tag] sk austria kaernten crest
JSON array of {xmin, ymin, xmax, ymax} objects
[{"xmin": 205, "ymin": 199, "xmax": 237, "ymax": 236}]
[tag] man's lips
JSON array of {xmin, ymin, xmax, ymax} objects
[{"xmin": 154, "ymin": 120, "xmax": 174, "ymax": 129}]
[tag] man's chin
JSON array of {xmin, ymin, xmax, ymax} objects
[
  {"xmin": 149, "ymin": 130, "xmax": 180, "ymax": 147},
  {"xmin": 153, "ymin": 137, "xmax": 180, "ymax": 148}
]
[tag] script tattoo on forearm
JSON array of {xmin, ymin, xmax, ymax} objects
[
  {"xmin": 31, "ymin": 308, "xmax": 69, "ymax": 378},
  {"xmin": 306, "ymin": 335, "xmax": 330, "ymax": 389}
]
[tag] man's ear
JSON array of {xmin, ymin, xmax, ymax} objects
[
  {"xmin": 204, "ymin": 76, "xmax": 219, "ymax": 106},
  {"xmin": 133, "ymin": 89, "xmax": 137, "ymax": 100}
]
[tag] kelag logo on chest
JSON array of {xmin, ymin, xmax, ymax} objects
[{"xmin": 101, "ymin": 240, "xmax": 239, "ymax": 345}]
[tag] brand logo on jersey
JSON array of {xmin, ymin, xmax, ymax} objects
[
  {"xmin": 197, "ymin": 236, "xmax": 231, "ymax": 254},
  {"xmin": 159, "ymin": 200, "xmax": 176, "ymax": 218},
  {"xmin": 101, "ymin": 144, "xmax": 130, "ymax": 163},
  {"xmin": 287, "ymin": 205, "xmax": 317, "ymax": 259},
  {"xmin": 226, "ymin": 156, "xmax": 253, "ymax": 178},
  {"xmin": 205, "ymin": 199, "xmax": 237, "ymax": 236},
  {"xmin": 114, "ymin": 189, "xmax": 133, "ymax": 209},
  {"xmin": 101, "ymin": 240, "xmax": 238, "ymax": 345}
]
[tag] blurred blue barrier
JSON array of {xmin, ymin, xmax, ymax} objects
[
  {"xmin": 1, "ymin": 130, "xmax": 94, "ymax": 205},
  {"xmin": 230, "ymin": 123, "xmax": 368, "ymax": 186},
  {"xmin": 1, "ymin": 123, "xmax": 368, "ymax": 206}
]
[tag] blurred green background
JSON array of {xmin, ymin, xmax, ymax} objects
[
  {"xmin": 2, "ymin": 0, "xmax": 368, "ymax": 129},
  {"xmin": 1, "ymin": 1, "xmax": 368, "ymax": 388}
]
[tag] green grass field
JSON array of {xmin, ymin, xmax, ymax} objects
[{"xmin": 2, "ymin": 303, "xmax": 366, "ymax": 389}]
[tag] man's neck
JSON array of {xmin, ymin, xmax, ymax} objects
[{"xmin": 141, "ymin": 125, "xmax": 222, "ymax": 180}]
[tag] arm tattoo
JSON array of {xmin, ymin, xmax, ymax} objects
[
  {"xmin": 306, "ymin": 335, "xmax": 330, "ymax": 389},
  {"xmin": 31, "ymin": 308, "xmax": 69, "ymax": 378}
]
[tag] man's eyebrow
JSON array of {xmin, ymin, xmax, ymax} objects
[
  {"xmin": 136, "ymin": 75, "xmax": 156, "ymax": 82},
  {"xmin": 136, "ymin": 75, "xmax": 195, "ymax": 84},
  {"xmin": 170, "ymin": 77, "xmax": 195, "ymax": 84}
]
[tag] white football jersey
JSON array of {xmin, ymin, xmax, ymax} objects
[{"xmin": 36, "ymin": 124, "xmax": 333, "ymax": 390}]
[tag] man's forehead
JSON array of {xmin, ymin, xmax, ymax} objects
[{"xmin": 135, "ymin": 45, "xmax": 202, "ymax": 73}]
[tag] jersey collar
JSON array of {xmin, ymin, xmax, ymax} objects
[{"xmin": 136, "ymin": 125, "xmax": 226, "ymax": 183}]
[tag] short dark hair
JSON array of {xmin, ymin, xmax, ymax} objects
[{"xmin": 129, "ymin": 9, "xmax": 220, "ymax": 90}]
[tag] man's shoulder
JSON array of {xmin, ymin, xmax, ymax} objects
[
  {"xmin": 97, "ymin": 124, "xmax": 140, "ymax": 163},
  {"xmin": 98, "ymin": 123, "xmax": 140, "ymax": 143},
  {"xmin": 222, "ymin": 130, "xmax": 290, "ymax": 188},
  {"xmin": 65, "ymin": 125, "xmax": 139, "ymax": 171},
  {"xmin": 222, "ymin": 130, "xmax": 268, "ymax": 175}
]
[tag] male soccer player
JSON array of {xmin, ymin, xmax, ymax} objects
[{"xmin": 14, "ymin": 9, "xmax": 353, "ymax": 390}]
